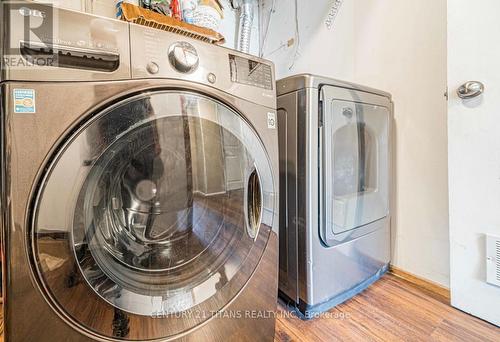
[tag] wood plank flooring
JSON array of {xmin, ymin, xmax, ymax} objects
[
  {"xmin": 1, "ymin": 273, "xmax": 498, "ymax": 341},
  {"xmin": 274, "ymin": 273, "xmax": 499, "ymax": 342}
]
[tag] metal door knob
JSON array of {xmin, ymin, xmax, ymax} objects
[{"xmin": 457, "ymin": 81, "xmax": 484, "ymax": 99}]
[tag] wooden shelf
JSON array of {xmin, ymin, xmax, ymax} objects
[{"xmin": 120, "ymin": 3, "xmax": 225, "ymax": 45}]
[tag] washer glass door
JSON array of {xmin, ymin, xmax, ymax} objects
[{"xmin": 30, "ymin": 91, "xmax": 275, "ymax": 340}]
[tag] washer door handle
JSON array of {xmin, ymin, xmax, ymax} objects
[
  {"xmin": 244, "ymin": 165, "xmax": 262, "ymax": 240},
  {"xmin": 457, "ymin": 81, "xmax": 484, "ymax": 99}
]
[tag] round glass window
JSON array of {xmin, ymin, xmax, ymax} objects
[{"xmin": 30, "ymin": 91, "xmax": 275, "ymax": 340}]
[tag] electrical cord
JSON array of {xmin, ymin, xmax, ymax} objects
[
  {"xmin": 289, "ymin": 0, "xmax": 300, "ymax": 70},
  {"xmin": 259, "ymin": 0, "xmax": 276, "ymax": 57}
]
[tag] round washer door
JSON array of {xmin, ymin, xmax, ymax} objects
[{"xmin": 30, "ymin": 91, "xmax": 275, "ymax": 340}]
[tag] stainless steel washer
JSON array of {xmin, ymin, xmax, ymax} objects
[
  {"xmin": 277, "ymin": 74, "xmax": 392, "ymax": 318},
  {"xmin": 1, "ymin": 3, "xmax": 279, "ymax": 341}
]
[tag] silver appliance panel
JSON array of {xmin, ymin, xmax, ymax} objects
[
  {"xmin": 1, "ymin": 78, "xmax": 279, "ymax": 341},
  {"xmin": 277, "ymin": 74, "xmax": 392, "ymax": 310},
  {"xmin": 229, "ymin": 54, "xmax": 273, "ymax": 90},
  {"xmin": 129, "ymin": 24, "xmax": 276, "ymax": 109},
  {"xmin": 1, "ymin": 3, "xmax": 276, "ymax": 109},
  {"xmin": 1, "ymin": 2, "xmax": 131, "ymax": 81},
  {"xmin": 1, "ymin": 5, "xmax": 279, "ymax": 340}
]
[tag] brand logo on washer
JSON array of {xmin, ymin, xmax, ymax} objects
[
  {"xmin": 267, "ymin": 112, "xmax": 276, "ymax": 129},
  {"xmin": 19, "ymin": 7, "xmax": 46, "ymax": 18},
  {"xmin": 3, "ymin": 2, "xmax": 54, "ymax": 68}
]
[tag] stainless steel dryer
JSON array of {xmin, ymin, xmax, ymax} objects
[
  {"xmin": 0, "ymin": 3, "xmax": 279, "ymax": 341},
  {"xmin": 277, "ymin": 74, "xmax": 392, "ymax": 318}
]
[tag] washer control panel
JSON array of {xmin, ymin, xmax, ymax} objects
[
  {"xmin": 229, "ymin": 54, "xmax": 273, "ymax": 90},
  {"xmin": 130, "ymin": 25, "xmax": 276, "ymax": 108}
]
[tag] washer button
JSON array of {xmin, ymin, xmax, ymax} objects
[
  {"xmin": 207, "ymin": 73, "xmax": 216, "ymax": 84},
  {"xmin": 146, "ymin": 62, "xmax": 159, "ymax": 74}
]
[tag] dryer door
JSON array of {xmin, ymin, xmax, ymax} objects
[
  {"xmin": 321, "ymin": 91, "xmax": 389, "ymax": 245},
  {"xmin": 29, "ymin": 91, "xmax": 275, "ymax": 340}
]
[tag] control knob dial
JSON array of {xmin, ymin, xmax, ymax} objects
[{"xmin": 168, "ymin": 41, "xmax": 199, "ymax": 73}]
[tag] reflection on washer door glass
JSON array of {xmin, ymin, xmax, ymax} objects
[
  {"xmin": 32, "ymin": 92, "xmax": 274, "ymax": 338},
  {"xmin": 70, "ymin": 95, "xmax": 261, "ymax": 315}
]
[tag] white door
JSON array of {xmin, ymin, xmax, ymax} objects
[{"xmin": 448, "ymin": 0, "xmax": 500, "ymax": 325}]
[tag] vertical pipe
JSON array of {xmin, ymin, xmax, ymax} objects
[{"xmin": 238, "ymin": 0, "xmax": 254, "ymax": 53}]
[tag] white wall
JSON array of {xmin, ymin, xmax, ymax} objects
[{"xmin": 263, "ymin": 0, "xmax": 449, "ymax": 286}]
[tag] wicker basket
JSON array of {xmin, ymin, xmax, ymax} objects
[{"xmin": 120, "ymin": 3, "xmax": 225, "ymax": 45}]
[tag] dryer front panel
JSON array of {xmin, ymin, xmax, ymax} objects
[
  {"xmin": 320, "ymin": 88, "xmax": 389, "ymax": 245},
  {"xmin": 29, "ymin": 90, "xmax": 276, "ymax": 340}
]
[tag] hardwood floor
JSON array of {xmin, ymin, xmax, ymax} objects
[
  {"xmin": 274, "ymin": 274, "xmax": 499, "ymax": 342},
  {"xmin": 1, "ymin": 273, "xmax": 498, "ymax": 341}
]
